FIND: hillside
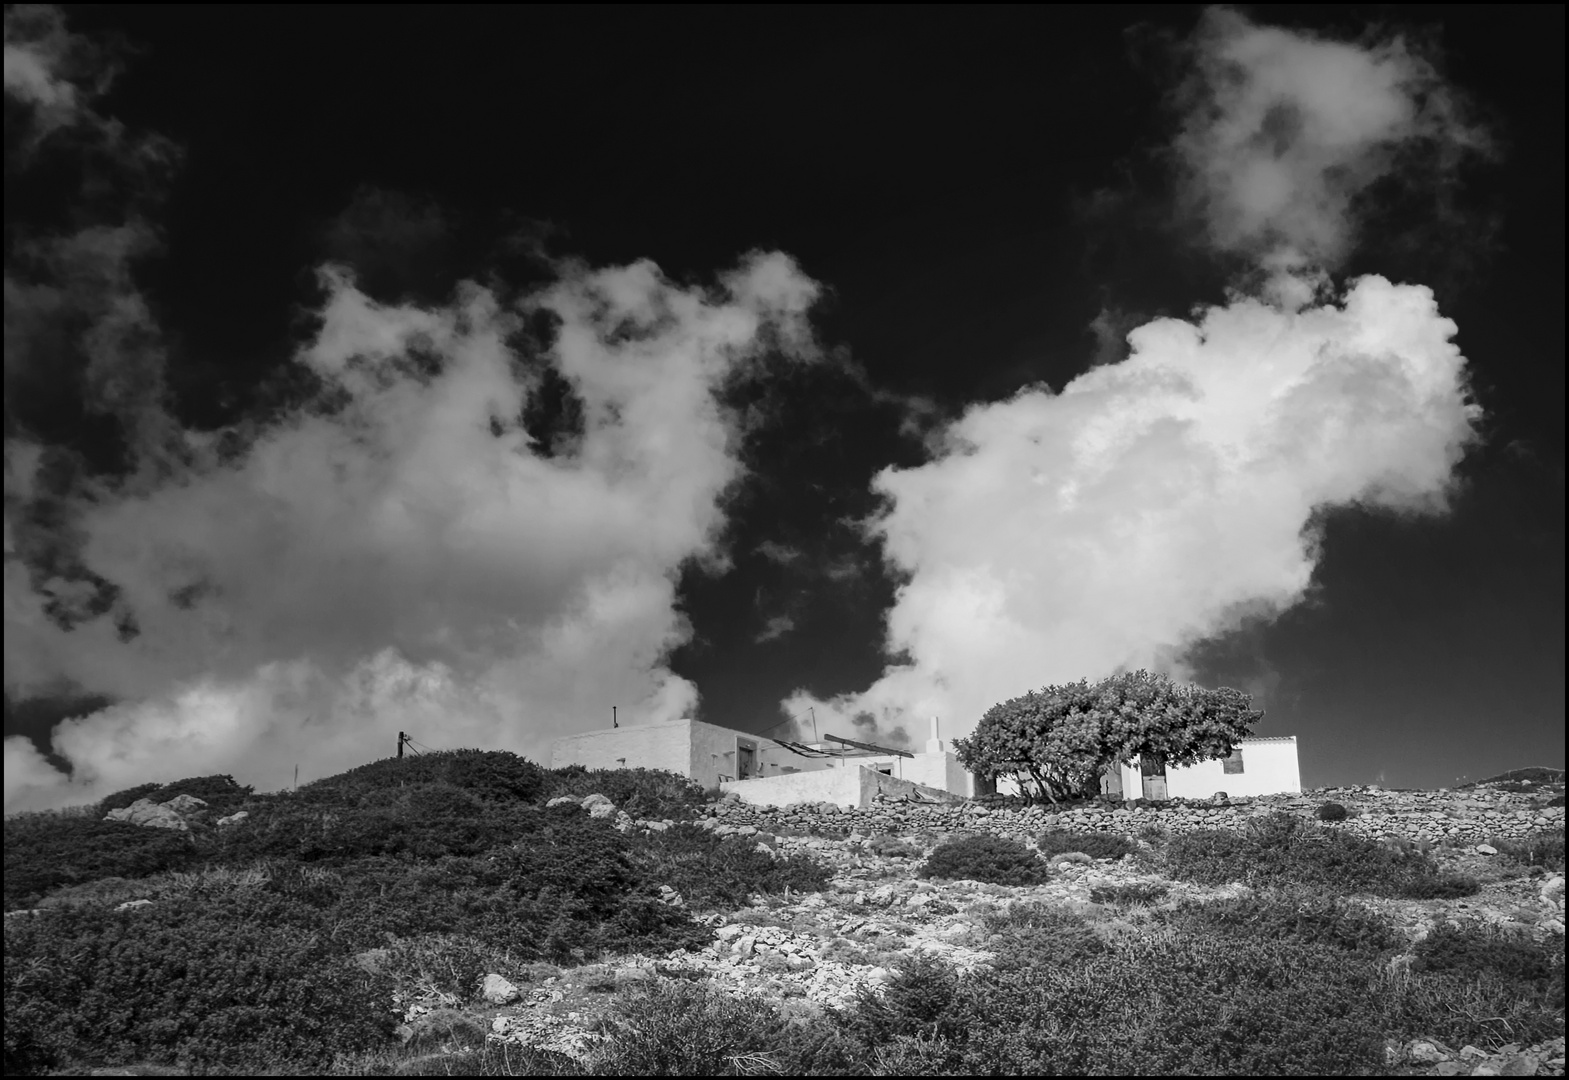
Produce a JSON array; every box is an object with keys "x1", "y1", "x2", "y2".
[{"x1": 4, "y1": 752, "x2": 1564, "y2": 1077}]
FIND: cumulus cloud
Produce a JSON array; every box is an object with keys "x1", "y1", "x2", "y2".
[
  {"x1": 1173, "y1": 6, "x2": 1490, "y2": 304},
  {"x1": 783, "y1": 8, "x2": 1486, "y2": 745},
  {"x1": 5, "y1": 249, "x2": 821, "y2": 811},
  {"x1": 3, "y1": 12, "x2": 824, "y2": 812}
]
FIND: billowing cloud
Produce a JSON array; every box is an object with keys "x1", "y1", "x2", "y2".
[
  {"x1": 3, "y1": 12, "x2": 824, "y2": 813},
  {"x1": 1173, "y1": 6, "x2": 1490, "y2": 303},
  {"x1": 783, "y1": 8, "x2": 1486, "y2": 745},
  {"x1": 5, "y1": 250, "x2": 821, "y2": 811}
]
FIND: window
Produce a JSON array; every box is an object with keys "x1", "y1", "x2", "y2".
[{"x1": 1223, "y1": 749, "x2": 1245, "y2": 775}]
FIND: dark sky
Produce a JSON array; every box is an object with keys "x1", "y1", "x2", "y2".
[{"x1": 3, "y1": 4, "x2": 1562, "y2": 804}]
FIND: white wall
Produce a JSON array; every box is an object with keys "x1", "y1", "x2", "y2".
[
  {"x1": 721, "y1": 767, "x2": 866, "y2": 808},
  {"x1": 1162, "y1": 737, "x2": 1301, "y2": 798},
  {"x1": 1001, "y1": 737, "x2": 1301, "y2": 800},
  {"x1": 905, "y1": 751, "x2": 975, "y2": 797},
  {"x1": 550, "y1": 719, "x2": 695, "y2": 777}
]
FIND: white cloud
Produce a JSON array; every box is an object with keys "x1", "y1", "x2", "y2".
[
  {"x1": 1174, "y1": 7, "x2": 1490, "y2": 301},
  {"x1": 782, "y1": 9, "x2": 1485, "y2": 747},
  {"x1": 5, "y1": 252, "x2": 821, "y2": 811}
]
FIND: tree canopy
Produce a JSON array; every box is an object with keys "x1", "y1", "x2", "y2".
[{"x1": 953, "y1": 670, "x2": 1262, "y2": 803}]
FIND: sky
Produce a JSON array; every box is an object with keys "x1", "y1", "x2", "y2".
[{"x1": 3, "y1": 4, "x2": 1562, "y2": 810}]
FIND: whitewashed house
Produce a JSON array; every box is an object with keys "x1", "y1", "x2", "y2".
[{"x1": 551, "y1": 716, "x2": 976, "y2": 807}]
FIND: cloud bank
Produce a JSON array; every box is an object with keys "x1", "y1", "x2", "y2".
[
  {"x1": 784, "y1": 8, "x2": 1487, "y2": 744},
  {"x1": 4, "y1": 10, "x2": 821, "y2": 811}
]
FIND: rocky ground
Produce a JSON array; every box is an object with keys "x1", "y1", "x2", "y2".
[{"x1": 382, "y1": 782, "x2": 1567, "y2": 1078}]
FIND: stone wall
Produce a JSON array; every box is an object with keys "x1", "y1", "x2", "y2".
[{"x1": 699, "y1": 784, "x2": 1564, "y2": 846}]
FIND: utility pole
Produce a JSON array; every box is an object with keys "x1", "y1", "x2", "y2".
[{"x1": 397, "y1": 731, "x2": 405, "y2": 759}]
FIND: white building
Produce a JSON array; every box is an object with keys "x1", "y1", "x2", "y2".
[{"x1": 550, "y1": 716, "x2": 978, "y2": 807}]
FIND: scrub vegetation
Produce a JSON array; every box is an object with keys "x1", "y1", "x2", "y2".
[{"x1": 4, "y1": 753, "x2": 1563, "y2": 1077}]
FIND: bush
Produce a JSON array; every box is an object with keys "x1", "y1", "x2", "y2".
[
  {"x1": 2, "y1": 891, "x2": 395, "y2": 1072},
  {"x1": 1164, "y1": 812, "x2": 1480, "y2": 899},
  {"x1": 543, "y1": 765, "x2": 707, "y2": 819},
  {"x1": 1490, "y1": 829, "x2": 1566, "y2": 871},
  {"x1": 844, "y1": 952, "x2": 963, "y2": 1045},
  {"x1": 4, "y1": 813, "x2": 198, "y2": 910},
  {"x1": 1316, "y1": 802, "x2": 1348, "y2": 822},
  {"x1": 980, "y1": 903, "x2": 1105, "y2": 972},
  {"x1": 295, "y1": 750, "x2": 551, "y2": 807},
  {"x1": 1163, "y1": 891, "x2": 1401, "y2": 952},
  {"x1": 1412, "y1": 923, "x2": 1562, "y2": 991},
  {"x1": 1037, "y1": 829, "x2": 1136, "y2": 861},
  {"x1": 921, "y1": 834, "x2": 1050, "y2": 886},
  {"x1": 594, "y1": 981, "x2": 793, "y2": 1075},
  {"x1": 626, "y1": 823, "x2": 831, "y2": 910},
  {"x1": 1088, "y1": 882, "x2": 1169, "y2": 906}
]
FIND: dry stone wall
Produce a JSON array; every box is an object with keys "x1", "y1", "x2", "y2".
[{"x1": 698, "y1": 784, "x2": 1564, "y2": 846}]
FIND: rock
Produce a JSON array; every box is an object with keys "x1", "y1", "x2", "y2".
[
  {"x1": 1499, "y1": 1055, "x2": 1539, "y2": 1076},
  {"x1": 481, "y1": 973, "x2": 521, "y2": 1005},
  {"x1": 715, "y1": 924, "x2": 746, "y2": 943},
  {"x1": 657, "y1": 885, "x2": 684, "y2": 907},
  {"x1": 732, "y1": 935, "x2": 757, "y2": 959},
  {"x1": 1409, "y1": 1040, "x2": 1450, "y2": 1065},
  {"x1": 104, "y1": 799, "x2": 190, "y2": 831},
  {"x1": 580, "y1": 793, "x2": 614, "y2": 812},
  {"x1": 115, "y1": 899, "x2": 154, "y2": 912},
  {"x1": 1476, "y1": 843, "x2": 1499, "y2": 856},
  {"x1": 587, "y1": 801, "x2": 618, "y2": 820},
  {"x1": 1434, "y1": 1062, "x2": 1465, "y2": 1076},
  {"x1": 546, "y1": 796, "x2": 579, "y2": 808},
  {"x1": 866, "y1": 966, "x2": 895, "y2": 985},
  {"x1": 614, "y1": 966, "x2": 653, "y2": 986},
  {"x1": 216, "y1": 811, "x2": 249, "y2": 827},
  {"x1": 161, "y1": 794, "x2": 208, "y2": 814},
  {"x1": 1210, "y1": 792, "x2": 1229, "y2": 804},
  {"x1": 1461, "y1": 1046, "x2": 1489, "y2": 1060}
]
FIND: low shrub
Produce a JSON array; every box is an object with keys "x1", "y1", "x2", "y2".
[
  {"x1": 1088, "y1": 882, "x2": 1169, "y2": 906},
  {"x1": 626, "y1": 823, "x2": 831, "y2": 910},
  {"x1": 921, "y1": 834, "x2": 1050, "y2": 886},
  {"x1": 543, "y1": 765, "x2": 707, "y2": 819},
  {"x1": 844, "y1": 952, "x2": 963, "y2": 1045},
  {"x1": 1316, "y1": 802, "x2": 1348, "y2": 822},
  {"x1": 593, "y1": 981, "x2": 794, "y2": 1076},
  {"x1": 1489, "y1": 829, "x2": 1565, "y2": 871},
  {"x1": 980, "y1": 902, "x2": 1105, "y2": 971},
  {"x1": 1164, "y1": 812, "x2": 1480, "y2": 899},
  {"x1": 1037, "y1": 829, "x2": 1136, "y2": 861},
  {"x1": 4, "y1": 813, "x2": 198, "y2": 910},
  {"x1": 1163, "y1": 891, "x2": 1401, "y2": 952},
  {"x1": 2, "y1": 891, "x2": 395, "y2": 1072},
  {"x1": 1412, "y1": 923, "x2": 1562, "y2": 990}
]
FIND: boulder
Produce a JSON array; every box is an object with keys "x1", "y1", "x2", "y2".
[
  {"x1": 580, "y1": 793, "x2": 614, "y2": 812},
  {"x1": 104, "y1": 799, "x2": 189, "y2": 831},
  {"x1": 161, "y1": 794, "x2": 209, "y2": 814},
  {"x1": 114, "y1": 899, "x2": 154, "y2": 912},
  {"x1": 216, "y1": 811, "x2": 249, "y2": 827},
  {"x1": 482, "y1": 973, "x2": 521, "y2": 1005},
  {"x1": 546, "y1": 796, "x2": 580, "y2": 809}
]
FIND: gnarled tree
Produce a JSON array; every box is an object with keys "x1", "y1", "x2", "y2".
[{"x1": 954, "y1": 670, "x2": 1262, "y2": 803}]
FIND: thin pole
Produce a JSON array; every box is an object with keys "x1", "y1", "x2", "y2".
[
  {"x1": 810, "y1": 707, "x2": 818, "y2": 743},
  {"x1": 397, "y1": 731, "x2": 404, "y2": 759},
  {"x1": 613, "y1": 706, "x2": 618, "y2": 729}
]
